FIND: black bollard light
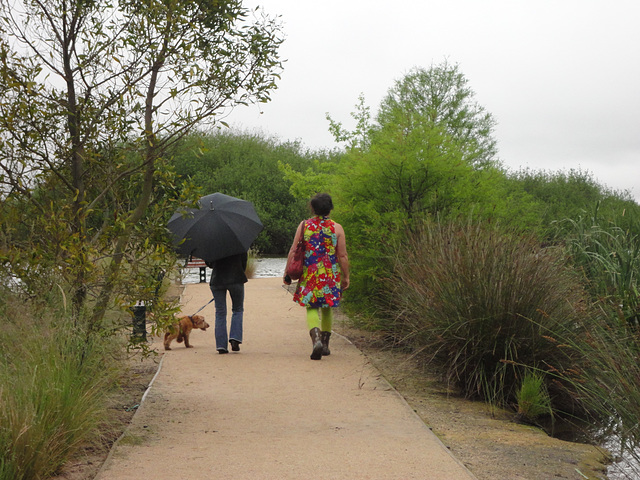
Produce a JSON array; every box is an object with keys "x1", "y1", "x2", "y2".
[{"x1": 130, "y1": 304, "x2": 147, "y2": 342}]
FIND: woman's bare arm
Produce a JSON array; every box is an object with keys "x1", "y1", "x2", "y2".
[{"x1": 335, "y1": 222, "x2": 350, "y2": 290}]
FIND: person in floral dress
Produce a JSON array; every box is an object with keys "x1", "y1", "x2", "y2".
[{"x1": 284, "y1": 193, "x2": 350, "y2": 360}]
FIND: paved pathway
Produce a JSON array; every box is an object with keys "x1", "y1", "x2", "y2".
[{"x1": 95, "y1": 278, "x2": 477, "y2": 479}]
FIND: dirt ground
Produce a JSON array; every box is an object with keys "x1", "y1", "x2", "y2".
[{"x1": 53, "y1": 279, "x2": 610, "y2": 480}]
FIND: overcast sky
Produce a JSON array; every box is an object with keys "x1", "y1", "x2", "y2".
[{"x1": 224, "y1": 1, "x2": 640, "y2": 202}]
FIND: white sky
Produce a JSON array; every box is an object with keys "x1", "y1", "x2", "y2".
[{"x1": 225, "y1": 0, "x2": 640, "y2": 202}]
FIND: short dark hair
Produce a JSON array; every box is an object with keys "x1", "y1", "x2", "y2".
[{"x1": 310, "y1": 193, "x2": 333, "y2": 216}]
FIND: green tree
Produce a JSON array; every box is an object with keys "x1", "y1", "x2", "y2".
[
  {"x1": 318, "y1": 62, "x2": 535, "y2": 313},
  {"x1": 377, "y1": 60, "x2": 498, "y2": 168},
  {"x1": 326, "y1": 93, "x2": 373, "y2": 151},
  {"x1": 0, "y1": 0, "x2": 283, "y2": 332},
  {"x1": 172, "y1": 131, "x2": 330, "y2": 253},
  {"x1": 325, "y1": 61, "x2": 503, "y2": 227}
]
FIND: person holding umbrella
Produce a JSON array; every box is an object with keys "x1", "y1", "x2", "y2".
[
  {"x1": 283, "y1": 193, "x2": 350, "y2": 360},
  {"x1": 206, "y1": 253, "x2": 247, "y2": 353},
  {"x1": 167, "y1": 192, "x2": 264, "y2": 354}
]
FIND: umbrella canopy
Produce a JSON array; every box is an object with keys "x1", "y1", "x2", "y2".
[{"x1": 167, "y1": 193, "x2": 263, "y2": 263}]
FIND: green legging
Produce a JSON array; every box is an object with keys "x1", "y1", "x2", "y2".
[{"x1": 306, "y1": 307, "x2": 333, "y2": 331}]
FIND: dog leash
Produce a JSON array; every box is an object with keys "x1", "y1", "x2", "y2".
[{"x1": 190, "y1": 298, "x2": 214, "y2": 317}]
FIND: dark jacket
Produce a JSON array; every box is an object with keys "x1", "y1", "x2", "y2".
[{"x1": 206, "y1": 253, "x2": 248, "y2": 288}]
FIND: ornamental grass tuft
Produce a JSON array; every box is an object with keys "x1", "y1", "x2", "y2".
[
  {"x1": 382, "y1": 218, "x2": 592, "y2": 411},
  {"x1": 0, "y1": 289, "x2": 119, "y2": 480}
]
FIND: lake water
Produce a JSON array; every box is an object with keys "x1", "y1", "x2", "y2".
[
  {"x1": 606, "y1": 437, "x2": 640, "y2": 479},
  {"x1": 181, "y1": 257, "x2": 287, "y2": 284}
]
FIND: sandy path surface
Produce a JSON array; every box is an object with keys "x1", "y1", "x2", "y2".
[{"x1": 95, "y1": 278, "x2": 477, "y2": 479}]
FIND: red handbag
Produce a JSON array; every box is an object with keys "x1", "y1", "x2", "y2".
[{"x1": 288, "y1": 239, "x2": 305, "y2": 280}]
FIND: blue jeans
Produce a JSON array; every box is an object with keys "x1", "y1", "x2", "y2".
[{"x1": 210, "y1": 283, "x2": 244, "y2": 351}]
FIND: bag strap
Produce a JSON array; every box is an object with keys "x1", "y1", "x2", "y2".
[{"x1": 297, "y1": 220, "x2": 305, "y2": 244}]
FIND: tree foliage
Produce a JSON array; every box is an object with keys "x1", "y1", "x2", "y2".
[
  {"x1": 509, "y1": 167, "x2": 640, "y2": 236},
  {"x1": 318, "y1": 62, "x2": 508, "y2": 310},
  {"x1": 0, "y1": 0, "x2": 284, "y2": 334},
  {"x1": 325, "y1": 61, "x2": 504, "y2": 222},
  {"x1": 172, "y1": 130, "x2": 332, "y2": 253},
  {"x1": 309, "y1": 61, "x2": 639, "y2": 317},
  {"x1": 377, "y1": 61, "x2": 498, "y2": 168}
]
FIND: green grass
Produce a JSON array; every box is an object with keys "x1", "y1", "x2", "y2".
[
  {"x1": 0, "y1": 290, "x2": 120, "y2": 480},
  {"x1": 516, "y1": 372, "x2": 552, "y2": 422},
  {"x1": 551, "y1": 213, "x2": 640, "y2": 457},
  {"x1": 552, "y1": 301, "x2": 640, "y2": 469}
]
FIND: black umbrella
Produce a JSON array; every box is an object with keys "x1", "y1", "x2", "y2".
[{"x1": 167, "y1": 193, "x2": 263, "y2": 262}]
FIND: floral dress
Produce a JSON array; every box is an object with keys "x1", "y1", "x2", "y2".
[{"x1": 293, "y1": 216, "x2": 342, "y2": 308}]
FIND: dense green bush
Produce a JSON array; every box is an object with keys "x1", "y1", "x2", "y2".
[
  {"x1": 381, "y1": 219, "x2": 592, "y2": 409},
  {"x1": 516, "y1": 372, "x2": 552, "y2": 423},
  {"x1": 172, "y1": 130, "x2": 331, "y2": 254},
  {"x1": 509, "y1": 168, "x2": 640, "y2": 238}
]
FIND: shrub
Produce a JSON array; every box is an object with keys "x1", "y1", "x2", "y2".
[{"x1": 382, "y1": 218, "x2": 592, "y2": 409}]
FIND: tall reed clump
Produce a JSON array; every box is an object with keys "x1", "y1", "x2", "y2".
[
  {"x1": 553, "y1": 213, "x2": 640, "y2": 471},
  {"x1": 0, "y1": 290, "x2": 119, "y2": 480},
  {"x1": 556, "y1": 316, "x2": 640, "y2": 476},
  {"x1": 560, "y1": 212, "x2": 640, "y2": 326},
  {"x1": 382, "y1": 218, "x2": 592, "y2": 410}
]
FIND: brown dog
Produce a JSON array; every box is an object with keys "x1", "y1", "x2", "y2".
[{"x1": 163, "y1": 314, "x2": 209, "y2": 350}]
